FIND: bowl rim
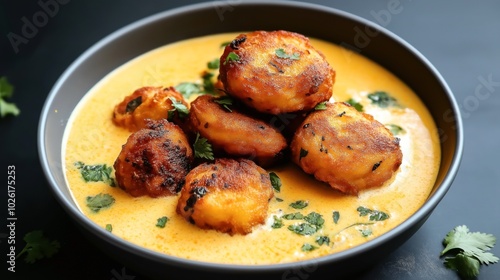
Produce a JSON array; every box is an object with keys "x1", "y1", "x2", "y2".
[{"x1": 38, "y1": 0, "x2": 464, "y2": 274}]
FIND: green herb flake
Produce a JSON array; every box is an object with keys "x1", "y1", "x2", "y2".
[
  {"x1": 290, "y1": 200, "x2": 308, "y2": 209},
  {"x1": 86, "y1": 193, "x2": 115, "y2": 213},
  {"x1": 220, "y1": 41, "x2": 231, "y2": 48},
  {"x1": 156, "y1": 216, "x2": 169, "y2": 228},
  {"x1": 105, "y1": 224, "x2": 113, "y2": 233},
  {"x1": 214, "y1": 96, "x2": 233, "y2": 112},
  {"x1": 168, "y1": 97, "x2": 189, "y2": 120},
  {"x1": 175, "y1": 82, "x2": 203, "y2": 98},
  {"x1": 304, "y1": 212, "x2": 324, "y2": 229},
  {"x1": 193, "y1": 133, "x2": 214, "y2": 160},
  {"x1": 367, "y1": 91, "x2": 400, "y2": 108},
  {"x1": 202, "y1": 72, "x2": 217, "y2": 95},
  {"x1": 74, "y1": 161, "x2": 115, "y2": 187},
  {"x1": 299, "y1": 148, "x2": 308, "y2": 161},
  {"x1": 332, "y1": 211, "x2": 340, "y2": 224},
  {"x1": 275, "y1": 197, "x2": 284, "y2": 202},
  {"x1": 271, "y1": 215, "x2": 284, "y2": 229},
  {"x1": 316, "y1": 236, "x2": 330, "y2": 246},
  {"x1": 386, "y1": 124, "x2": 405, "y2": 135},
  {"x1": 269, "y1": 172, "x2": 282, "y2": 192},
  {"x1": 16, "y1": 230, "x2": 60, "y2": 264},
  {"x1": 301, "y1": 243, "x2": 317, "y2": 252},
  {"x1": 288, "y1": 223, "x2": 318, "y2": 236},
  {"x1": 0, "y1": 76, "x2": 20, "y2": 118},
  {"x1": 224, "y1": 52, "x2": 240, "y2": 65},
  {"x1": 357, "y1": 206, "x2": 389, "y2": 221},
  {"x1": 207, "y1": 58, "x2": 220, "y2": 69},
  {"x1": 314, "y1": 102, "x2": 327, "y2": 111},
  {"x1": 346, "y1": 98, "x2": 364, "y2": 112},
  {"x1": 275, "y1": 48, "x2": 300, "y2": 60},
  {"x1": 360, "y1": 228, "x2": 373, "y2": 237},
  {"x1": 282, "y1": 212, "x2": 304, "y2": 220}
]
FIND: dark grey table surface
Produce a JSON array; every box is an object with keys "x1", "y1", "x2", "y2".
[{"x1": 1, "y1": 0, "x2": 499, "y2": 279}]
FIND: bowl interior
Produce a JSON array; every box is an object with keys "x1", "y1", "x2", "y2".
[{"x1": 38, "y1": 1, "x2": 462, "y2": 278}]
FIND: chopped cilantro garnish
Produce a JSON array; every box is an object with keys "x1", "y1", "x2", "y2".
[
  {"x1": 269, "y1": 172, "x2": 282, "y2": 192},
  {"x1": 74, "y1": 161, "x2": 115, "y2": 187},
  {"x1": 214, "y1": 96, "x2": 233, "y2": 112},
  {"x1": 386, "y1": 124, "x2": 405, "y2": 135},
  {"x1": 357, "y1": 206, "x2": 389, "y2": 221},
  {"x1": 367, "y1": 91, "x2": 400, "y2": 108},
  {"x1": 167, "y1": 97, "x2": 189, "y2": 120},
  {"x1": 332, "y1": 211, "x2": 340, "y2": 224},
  {"x1": 271, "y1": 215, "x2": 284, "y2": 229},
  {"x1": 156, "y1": 216, "x2": 169, "y2": 228},
  {"x1": 275, "y1": 48, "x2": 300, "y2": 60},
  {"x1": 288, "y1": 223, "x2": 318, "y2": 236},
  {"x1": 207, "y1": 58, "x2": 220, "y2": 69},
  {"x1": 346, "y1": 98, "x2": 364, "y2": 112},
  {"x1": 316, "y1": 236, "x2": 330, "y2": 246},
  {"x1": 86, "y1": 193, "x2": 115, "y2": 213},
  {"x1": 301, "y1": 243, "x2": 317, "y2": 252},
  {"x1": 224, "y1": 52, "x2": 240, "y2": 65},
  {"x1": 360, "y1": 228, "x2": 372, "y2": 237},
  {"x1": 304, "y1": 212, "x2": 324, "y2": 229},
  {"x1": 16, "y1": 230, "x2": 60, "y2": 264},
  {"x1": 314, "y1": 102, "x2": 327, "y2": 111},
  {"x1": 0, "y1": 77, "x2": 20, "y2": 118},
  {"x1": 290, "y1": 200, "x2": 308, "y2": 209},
  {"x1": 441, "y1": 225, "x2": 499, "y2": 279},
  {"x1": 175, "y1": 82, "x2": 203, "y2": 98},
  {"x1": 193, "y1": 133, "x2": 214, "y2": 160},
  {"x1": 105, "y1": 224, "x2": 113, "y2": 233},
  {"x1": 282, "y1": 212, "x2": 304, "y2": 220}
]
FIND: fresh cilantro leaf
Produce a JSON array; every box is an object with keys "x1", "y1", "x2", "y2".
[
  {"x1": 346, "y1": 98, "x2": 364, "y2": 112},
  {"x1": 175, "y1": 82, "x2": 203, "y2": 98},
  {"x1": 202, "y1": 72, "x2": 217, "y2": 95},
  {"x1": 271, "y1": 215, "x2": 283, "y2": 229},
  {"x1": 168, "y1": 97, "x2": 189, "y2": 119},
  {"x1": 220, "y1": 41, "x2": 231, "y2": 48},
  {"x1": 332, "y1": 211, "x2": 340, "y2": 224},
  {"x1": 105, "y1": 224, "x2": 113, "y2": 232},
  {"x1": 214, "y1": 96, "x2": 233, "y2": 112},
  {"x1": 269, "y1": 172, "x2": 282, "y2": 192},
  {"x1": 290, "y1": 200, "x2": 308, "y2": 209},
  {"x1": 316, "y1": 236, "x2": 330, "y2": 246},
  {"x1": 0, "y1": 77, "x2": 20, "y2": 117},
  {"x1": 156, "y1": 216, "x2": 169, "y2": 228},
  {"x1": 314, "y1": 102, "x2": 327, "y2": 111},
  {"x1": 193, "y1": 133, "x2": 214, "y2": 160},
  {"x1": 86, "y1": 193, "x2": 115, "y2": 213},
  {"x1": 224, "y1": 52, "x2": 240, "y2": 65},
  {"x1": 275, "y1": 48, "x2": 300, "y2": 60},
  {"x1": 444, "y1": 253, "x2": 480, "y2": 279},
  {"x1": 288, "y1": 223, "x2": 318, "y2": 236},
  {"x1": 367, "y1": 91, "x2": 400, "y2": 108},
  {"x1": 386, "y1": 124, "x2": 405, "y2": 135},
  {"x1": 360, "y1": 228, "x2": 372, "y2": 237},
  {"x1": 301, "y1": 243, "x2": 317, "y2": 252},
  {"x1": 207, "y1": 58, "x2": 220, "y2": 69},
  {"x1": 275, "y1": 197, "x2": 284, "y2": 202},
  {"x1": 357, "y1": 206, "x2": 389, "y2": 221},
  {"x1": 304, "y1": 212, "x2": 324, "y2": 229},
  {"x1": 74, "y1": 161, "x2": 115, "y2": 187},
  {"x1": 16, "y1": 230, "x2": 60, "y2": 264},
  {"x1": 282, "y1": 212, "x2": 304, "y2": 220}
]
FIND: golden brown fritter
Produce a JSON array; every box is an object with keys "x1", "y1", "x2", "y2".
[
  {"x1": 113, "y1": 119, "x2": 193, "y2": 197},
  {"x1": 112, "y1": 86, "x2": 188, "y2": 132},
  {"x1": 176, "y1": 158, "x2": 274, "y2": 235},
  {"x1": 188, "y1": 94, "x2": 288, "y2": 167},
  {"x1": 290, "y1": 102, "x2": 403, "y2": 195},
  {"x1": 219, "y1": 30, "x2": 335, "y2": 115}
]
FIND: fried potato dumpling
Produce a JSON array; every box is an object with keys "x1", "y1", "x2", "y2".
[
  {"x1": 112, "y1": 86, "x2": 188, "y2": 132},
  {"x1": 290, "y1": 102, "x2": 403, "y2": 195},
  {"x1": 176, "y1": 158, "x2": 274, "y2": 235},
  {"x1": 114, "y1": 119, "x2": 193, "y2": 197},
  {"x1": 219, "y1": 30, "x2": 335, "y2": 115},
  {"x1": 188, "y1": 94, "x2": 287, "y2": 167}
]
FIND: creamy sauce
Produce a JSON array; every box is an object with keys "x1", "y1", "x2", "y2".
[{"x1": 63, "y1": 33, "x2": 440, "y2": 264}]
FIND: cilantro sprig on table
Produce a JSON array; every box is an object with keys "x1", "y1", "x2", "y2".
[
  {"x1": 17, "y1": 231, "x2": 60, "y2": 263},
  {"x1": 0, "y1": 77, "x2": 20, "y2": 118},
  {"x1": 441, "y1": 225, "x2": 499, "y2": 279}
]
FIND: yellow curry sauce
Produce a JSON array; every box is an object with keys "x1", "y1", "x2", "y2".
[{"x1": 63, "y1": 33, "x2": 440, "y2": 264}]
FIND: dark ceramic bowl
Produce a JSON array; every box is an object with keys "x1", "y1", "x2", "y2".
[{"x1": 38, "y1": 1, "x2": 463, "y2": 279}]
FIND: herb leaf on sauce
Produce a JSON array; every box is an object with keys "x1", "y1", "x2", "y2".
[
  {"x1": 175, "y1": 82, "x2": 203, "y2": 99},
  {"x1": 386, "y1": 124, "x2": 405, "y2": 135},
  {"x1": 332, "y1": 211, "x2": 340, "y2": 224},
  {"x1": 269, "y1": 172, "x2": 282, "y2": 192},
  {"x1": 0, "y1": 76, "x2": 20, "y2": 118},
  {"x1": 275, "y1": 48, "x2": 300, "y2": 60},
  {"x1": 314, "y1": 102, "x2": 327, "y2": 111},
  {"x1": 86, "y1": 193, "x2": 115, "y2": 213},
  {"x1": 316, "y1": 236, "x2": 330, "y2": 246},
  {"x1": 193, "y1": 133, "x2": 214, "y2": 160},
  {"x1": 156, "y1": 216, "x2": 169, "y2": 228},
  {"x1": 105, "y1": 224, "x2": 113, "y2": 233},
  {"x1": 304, "y1": 212, "x2": 325, "y2": 229},
  {"x1": 207, "y1": 58, "x2": 220, "y2": 69},
  {"x1": 74, "y1": 161, "x2": 115, "y2": 187},
  {"x1": 346, "y1": 98, "x2": 364, "y2": 112},
  {"x1": 367, "y1": 91, "x2": 401, "y2": 108},
  {"x1": 301, "y1": 243, "x2": 317, "y2": 252},
  {"x1": 271, "y1": 215, "x2": 284, "y2": 229},
  {"x1": 288, "y1": 223, "x2": 318, "y2": 236},
  {"x1": 16, "y1": 230, "x2": 60, "y2": 264},
  {"x1": 360, "y1": 228, "x2": 373, "y2": 237},
  {"x1": 290, "y1": 200, "x2": 308, "y2": 209},
  {"x1": 282, "y1": 212, "x2": 304, "y2": 220},
  {"x1": 357, "y1": 206, "x2": 389, "y2": 221}
]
